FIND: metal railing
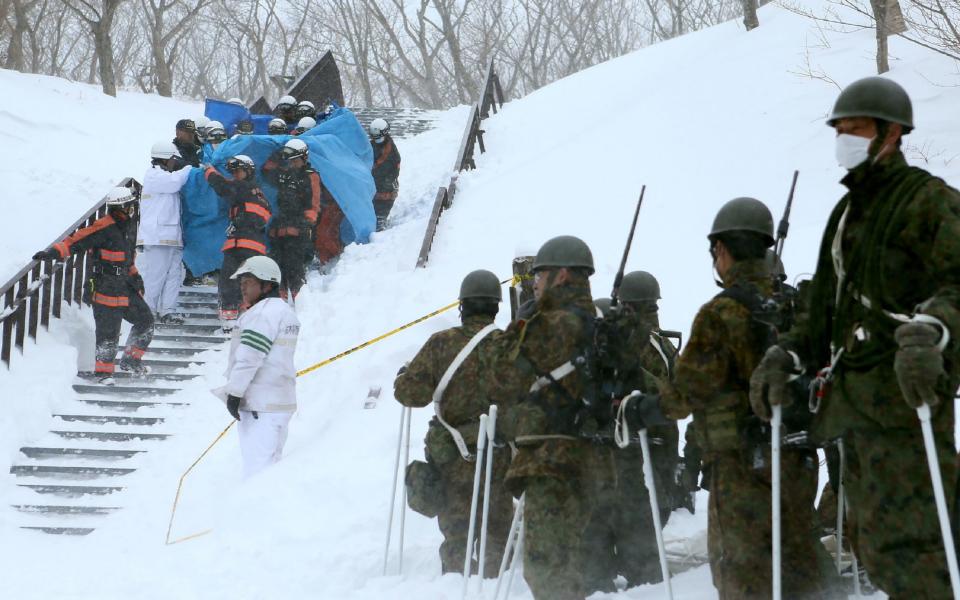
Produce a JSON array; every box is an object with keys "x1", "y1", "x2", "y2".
[
  {"x1": 416, "y1": 60, "x2": 506, "y2": 268},
  {"x1": 0, "y1": 178, "x2": 141, "y2": 368}
]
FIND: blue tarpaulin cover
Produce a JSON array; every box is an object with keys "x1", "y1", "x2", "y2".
[{"x1": 181, "y1": 107, "x2": 375, "y2": 276}]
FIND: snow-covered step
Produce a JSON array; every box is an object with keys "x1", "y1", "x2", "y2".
[
  {"x1": 72, "y1": 383, "x2": 182, "y2": 396},
  {"x1": 77, "y1": 371, "x2": 200, "y2": 383},
  {"x1": 138, "y1": 358, "x2": 206, "y2": 370},
  {"x1": 50, "y1": 430, "x2": 169, "y2": 442},
  {"x1": 152, "y1": 334, "x2": 225, "y2": 345},
  {"x1": 13, "y1": 504, "x2": 120, "y2": 516},
  {"x1": 177, "y1": 300, "x2": 218, "y2": 309},
  {"x1": 135, "y1": 346, "x2": 214, "y2": 357},
  {"x1": 18, "y1": 484, "x2": 125, "y2": 498},
  {"x1": 155, "y1": 323, "x2": 224, "y2": 335},
  {"x1": 177, "y1": 288, "x2": 218, "y2": 298},
  {"x1": 53, "y1": 414, "x2": 165, "y2": 426},
  {"x1": 76, "y1": 398, "x2": 186, "y2": 411},
  {"x1": 19, "y1": 447, "x2": 144, "y2": 460},
  {"x1": 21, "y1": 526, "x2": 95, "y2": 536},
  {"x1": 10, "y1": 465, "x2": 136, "y2": 480}
]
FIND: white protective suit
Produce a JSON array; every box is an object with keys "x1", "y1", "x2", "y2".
[
  {"x1": 136, "y1": 164, "x2": 192, "y2": 316},
  {"x1": 224, "y1": 295, "x2": 300, "y2": 477}
]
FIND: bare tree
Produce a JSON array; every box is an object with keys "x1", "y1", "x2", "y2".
[
  {"x1": 140, "y1": 0, "x2": 209, "y2": 96},
  {"x1": 63, "y1": 0, "x2": 127, "y2": 96}
]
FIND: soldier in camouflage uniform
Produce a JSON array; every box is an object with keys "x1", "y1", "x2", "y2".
[
  {"x1": 488, "y1": 236, "x2": 598, "y2": 600},
  {"x1": 644, "y1": 197, "x2": 829, "y2": 599},
  {"x1": 580, "y1": 272, "x2": 681, "y2": 592},
  {"x1": 752, "y1": 77, "x2": 960, "y2": 599},
  {"x1": 393, "y1": 270, "x2": 513, "y2": 576}
]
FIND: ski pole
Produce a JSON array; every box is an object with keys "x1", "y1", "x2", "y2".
[
  {"x1": 463, "y1": 414, "x2": 488, "y2": 598},
  {"x1": 639, "y1": 428, "x2": 674, "y2": 600},
  {"x1": 504, "y1": 514, "x2": 525, "y2": 599},
  {"x1": 771, "y1": 405, "x2": 782, "y2": 600},
  {"x1": 398, "y1": 405, "x2": 412, "y2": 574},
  {"x1": 494, "y1": 494, "x2": 525, "y2": 600},
  {"x1": 917, "y1": 403, "x2": 960, "y2": 598},
  {"x1": 477, "y1": 405, "x2": 498, "y2": 592},
  {"x1": 836, "y1": 439, "x2": 846, "y2": 576},
  {"x1": 383, "y1": 406, "x2": 409, "y2": 576}
]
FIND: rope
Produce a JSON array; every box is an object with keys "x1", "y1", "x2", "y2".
[
  {"x1": 165, "y1": 276, "x2": 519, "y2": 545},
  {"x1": 165, "y1": 420, "x2": 237, "y2": 545}
]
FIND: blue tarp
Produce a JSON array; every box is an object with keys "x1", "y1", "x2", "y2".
[{"x1": 181, "y1": 107, "x2": 376, "y2": 276}]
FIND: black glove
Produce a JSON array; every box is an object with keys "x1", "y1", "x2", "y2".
[
  {"x1": 130, "y1": 273, "x2": 145, "y2": 297},
  {"x1": 33, "y1": 248, "x2": 60, "y2": 261},
  {"x1": 623, "y1": 392, "x2": 670, "y2": 430},
  {"x1": 169, "y1": 156, "x2": 188, "y2": 171},
  {"x1": 227, "y1": 395, "x2": 242, "y2": 420}
]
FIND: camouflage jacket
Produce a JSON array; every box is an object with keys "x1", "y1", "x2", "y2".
[
  {"x1": 393, "y1": 315, "x2": 502, "y2": 429},
  {"x1": 781, "y1": 151, "x2": 960, "y2": 435},
  {"x1": 489, "y1": 283, "x2": 596, "y2": 485},
  {"x1": 661, "y1": 259, "x2": 772, "y2": 456}
]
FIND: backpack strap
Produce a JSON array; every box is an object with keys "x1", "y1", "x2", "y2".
[{"x1": 432, "y1": 323, "x2": 499, "y2": 460}]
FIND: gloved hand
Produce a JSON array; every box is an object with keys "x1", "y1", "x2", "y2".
[
  {"x1": 227, "y1": 395, "x2": 242, "y2": 420},
  {"x1": 33, "y1": 248, "x2": 60, "y2": 262},
  {"x1": 749, "y1": 346, "x2": 795, "y2": 421},
  {"x1": 396, "y1": 361, "x2": 410, "y2": 377},
  {"x1": 130, "y1": 274, "x2": 145, "y2": 297},
  {"x1": 895, "y1": 321, "x2": 945, "y2": 408},
  {"x1": 623, "y1": 392, "x2": 670, "y2": 430}
]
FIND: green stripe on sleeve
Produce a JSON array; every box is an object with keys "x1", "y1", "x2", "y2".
[{"x1": 241, "y1": 338, "x2": 271, "y2": 354}]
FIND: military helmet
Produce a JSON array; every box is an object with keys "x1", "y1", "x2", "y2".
[
  {"x1": 620, "y1": 271, "x2": 661, "y2": 302},
  {"x1": 709, "y1": 197, "x2": 775, "y2": 247},
  {"x1": 532, "y1": 235, "x2": 595, "y2": 274},
  {"x1": 459, "y1": 269, "x2": 502, "y2": 301},
  {"x1": 827, "y1": 76, "x2": 913, "y2": 133},
  {"x1": 593, "y1": 297, "x2": 612, "y2": 317}
]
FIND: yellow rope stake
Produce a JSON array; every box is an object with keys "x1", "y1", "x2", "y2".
[
  {"x1": 165, "y1": 420, "x2": 236, "y2": 545},
  {"x1": 165, "y1": 277, "x2": 515, "y2": 545}
]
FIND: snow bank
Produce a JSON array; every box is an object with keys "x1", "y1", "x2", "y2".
[
  {"x1": 3, "y1": 0, "x2": 960, "y2": 598},
  {"x1": 0, "y1": 72, "x2": 201, "y2": 284}
]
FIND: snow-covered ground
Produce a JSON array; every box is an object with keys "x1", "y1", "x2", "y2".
[{"x1": 2, "y1": 0, "x2": 960, "y2": 598}]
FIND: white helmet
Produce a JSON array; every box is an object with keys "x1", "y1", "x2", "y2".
[
  {"x1": 276, "y1": 95, "x2": 297, "y2": 109},
  {"x1": 207, "y1": 120, "x2": 226, "y2": 141},
  {"x1": 195, "y1": 115, "x2": 210, "y2": 129},
  {"x1": 105, "y1": 186, "x2": 136, "y2": 206},
  {"x1": 282, "y1": 138, "x2": 309, "y2": 161},
  {"x1": 151, "y1": 140, "x2": 181, "y2": 160},
  {"x1": 268, "y1": 118, "x2": 288, "y2": 134},
  {"x1": 296, "y1": 116, "x2": 316, "y2": 131},
  {"x1": 231, "y1": 255, "x2": 281, "y2": 284},
  {"x1": 369, "y1": 118, "x2": 389, "y2": 137},
  {"x1": 226, "y1": 154, "x2": 255, "y2": 173},
  {"x1": 227, "y1": 97, "x2": 244, "y2": 106}
]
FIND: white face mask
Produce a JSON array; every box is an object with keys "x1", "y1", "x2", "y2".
[{"x1": 835, "y1": 133, "x2": 873, "y2": 170}]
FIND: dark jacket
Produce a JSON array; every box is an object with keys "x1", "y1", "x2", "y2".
[
  {"x1": 371, "y1": 135, "x2": 401, "y2": 195},
  {"x1": 173, "y1": 138, "x2": 201, "y2": 167},
  {"x1": 204, "y1": 167, "x2": 271, "y2": 255},
  {"x1": 53, "y1": 210, "x2": 142, "y2": 307},
  {"x1": 261, "y1": 155, "x2": 322, "y2": 238}
]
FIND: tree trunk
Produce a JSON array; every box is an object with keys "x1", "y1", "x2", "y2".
[
  {"x1": 92, "y1": 20, "x2": 118, "y2": 96},
  {"x1": 152, "y1": 30, "x2": 173, "y2": 97},
  {"x1": 4, "y1": 0, "x2": 30, "y2": 71},
  {"x1": 742, "y1": 0, "x2": 759, "y2": 30},
  {"x1": 871, "y1": 0, "x2": 890, "y2": 73}
]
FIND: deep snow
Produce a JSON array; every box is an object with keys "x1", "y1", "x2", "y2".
[{"x1": 2, "y1": 0, "x2": 960, "y2": 598}]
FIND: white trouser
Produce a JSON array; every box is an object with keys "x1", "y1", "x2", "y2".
[
  {"x1": 237, "y1": 410, "x2": 292, "y2": 478},
  {"x1": 136, "y1": 245, "x2": 184, "y2": 316}
]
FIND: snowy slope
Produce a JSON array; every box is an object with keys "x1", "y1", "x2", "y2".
[
  {"x1": 3, "y1": 0, "x2": 960, "y2": 598},
  {"x1": 0, "y1": 71, "x2": 201, "y2": 284}
]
